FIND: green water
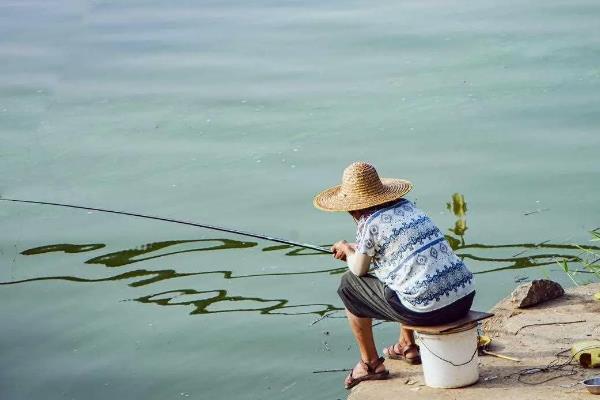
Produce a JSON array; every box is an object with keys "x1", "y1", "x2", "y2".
[{"x1": 1, "y1": 1, "x2": 599, "y2": 399}]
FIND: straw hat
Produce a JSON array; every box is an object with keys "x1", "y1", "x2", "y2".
[{"x1": 313, "y1": 162, "x2": 413, "y2": 212}]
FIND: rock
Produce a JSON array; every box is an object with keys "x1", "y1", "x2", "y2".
[{"x1": 510, "y1": 279, "x2": 564, "y2": 308}]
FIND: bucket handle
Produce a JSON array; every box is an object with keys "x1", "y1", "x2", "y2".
[{"x1": 418, "y1": 338, "x2": 478, "y2": 367}]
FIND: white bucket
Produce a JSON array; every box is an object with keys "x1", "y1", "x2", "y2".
[{"x1": 416, "y1": 323, "x2": 479, "y2": 388}]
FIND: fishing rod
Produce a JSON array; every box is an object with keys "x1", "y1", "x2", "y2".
[{"x1": 0, "y1": 197, "x2": 332, "y2": 254}]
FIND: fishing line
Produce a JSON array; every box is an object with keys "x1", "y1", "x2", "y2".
[{"x1": 0, "y1": 197, "x2": 332, "y2": 254}]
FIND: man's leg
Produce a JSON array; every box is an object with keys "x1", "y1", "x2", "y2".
[
  {"x1": 396, "y1": 327, "x2": 419, "y2": 358},
  {"x1": 400, "y1": 327, "x2": 416, "y2": 346},
  {"x1": 346, "y1": 308, "x2": 379, "y2": 363},
  {"x1": 345, "y1": 308, "x2": 386, "y2": 380}
]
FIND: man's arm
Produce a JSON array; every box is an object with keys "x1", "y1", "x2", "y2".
[
  {"x1": 331, "y1": 241, "x2": 372, "y2": 276},
  {"x1": 346, "y1": 249, "x2": 371, "y2": 276}
]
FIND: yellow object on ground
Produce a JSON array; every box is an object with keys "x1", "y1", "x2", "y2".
[
  {"x1": 572, "y1": 341, "x2": 600, "y2": 368},
  {"x1": 478, "y1": 335, "x2": 521, "y2": 362}
]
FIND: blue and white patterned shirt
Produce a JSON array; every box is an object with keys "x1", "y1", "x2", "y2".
[{"x1": 356, "y1": 199, "x2": 474, "y2": 312}]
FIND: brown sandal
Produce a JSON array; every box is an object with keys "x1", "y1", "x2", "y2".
[
  {"x1": 383, "y1": 343, "x2": 421, "y2": 365},
  {"x1": 344, "y1": 357, "x2": 389, "y2": 390}
]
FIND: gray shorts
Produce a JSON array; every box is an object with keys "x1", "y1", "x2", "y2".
[{"x1": 337, "y1": 271, "x2": 475, "y2": 326}]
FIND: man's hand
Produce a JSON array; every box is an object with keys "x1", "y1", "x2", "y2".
[
  {"x1": 332, "y1": 241, "x2": 370, "y2": 275},
  {"x1": 331, "y1": 240, "x2": 353, "y2": 261}
]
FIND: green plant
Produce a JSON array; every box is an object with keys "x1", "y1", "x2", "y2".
[{"x1": 558, "y1": 229, "x2": 600, "y2": 288}]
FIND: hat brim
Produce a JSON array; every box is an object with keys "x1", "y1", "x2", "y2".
[{"x1": 313, "y1": 178, "x2": 413, "y2": 212}]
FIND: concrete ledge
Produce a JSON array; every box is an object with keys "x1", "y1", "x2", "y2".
[{"x1": 349, "y1": 283, "x2": 600, "y2": 400}]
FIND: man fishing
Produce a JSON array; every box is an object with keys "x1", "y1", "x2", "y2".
[
  {"x1": 313, "y1": 162, "x2": 475, "y2": 389},
  {"x1": 2, "y1": 162, "x2": 475, "y2": 390}
]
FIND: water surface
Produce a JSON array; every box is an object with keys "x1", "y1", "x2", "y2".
[{"x1": 1, "y1": 1, "x2": 599, "y2": 399}]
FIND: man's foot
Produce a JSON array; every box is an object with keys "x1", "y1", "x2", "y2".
[
  {"x1": 344, "y1": 357, "x2": 389, "y2": 389},
  {"x1": 383, "y1": 341, "x2": 421, "y2": 365}
]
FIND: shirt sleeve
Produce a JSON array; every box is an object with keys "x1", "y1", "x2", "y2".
[
  {"x1": 356, "y1": 220, "x2": 378, "y2": 257},
  {"x1": 346, "y1": 251, "x2": 372, "y2": 276}
]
